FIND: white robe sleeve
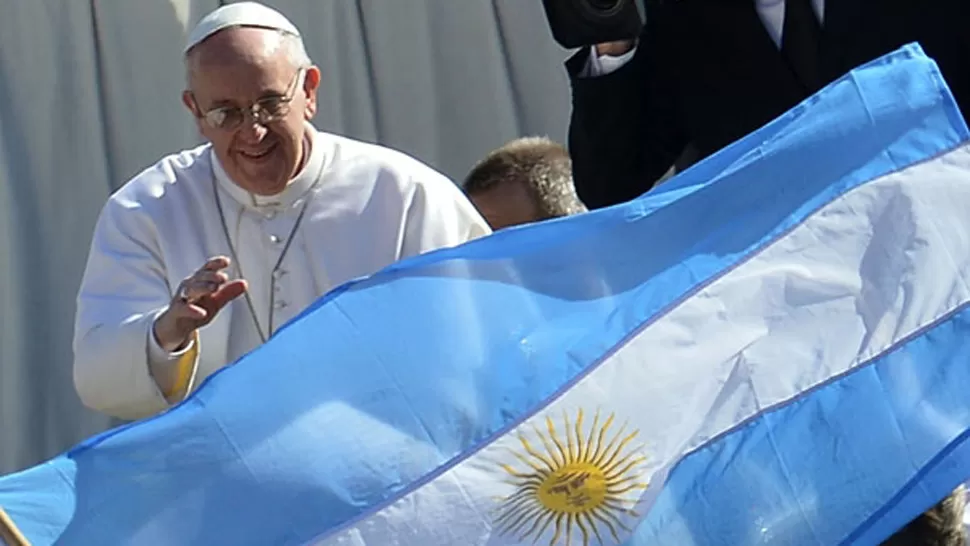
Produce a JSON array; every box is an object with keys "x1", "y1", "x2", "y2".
[
  {"x1": 400, "y1": 173, "x2": 491, "y2": 258},
  {"x1": 72, "y1": 196, "x2": 199, "y2": 421}
]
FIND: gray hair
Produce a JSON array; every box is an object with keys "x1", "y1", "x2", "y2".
[
  {"x1": 276, "y1": 30, "x2": 311, "y2": 68},
  {"x1": 462, "y1": 136, "x2": 587, "y2": 220},
  {"x1": 184, "y1": 28, "x2": 311, "y2": 87}
]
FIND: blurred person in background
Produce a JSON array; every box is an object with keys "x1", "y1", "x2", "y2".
[
  {"x1": 463, "y1": 136, "x2": 586, "y2": 230},
  {"x1": 566, "y1": 0, "x2": 970, "y2": 209},
  {"x1": 72, "y1": 2, "x2": 489, "y2": 421}
]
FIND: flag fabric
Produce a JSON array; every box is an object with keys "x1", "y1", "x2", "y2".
[{"x1": 3, "y1": 43, "x2": 970, "y2": 546}]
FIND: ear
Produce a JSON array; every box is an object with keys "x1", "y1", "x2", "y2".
[
  {"x1": 302, "y1": 66, "x2": 321, "y2": 120},
  {"x1": 181, "y1": 90, "x2": 198, "y2": 116},
  {"x1": 182, "y1": 90, "x2": 207, "y2": 134}
]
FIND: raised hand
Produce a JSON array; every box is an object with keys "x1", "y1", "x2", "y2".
[{"x1": 153, "y1": 256, "x2": 247, "y2": 352}]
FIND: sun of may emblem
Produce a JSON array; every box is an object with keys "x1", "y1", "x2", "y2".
[{"x1": 493, "y1": 409, "x2": 649, "y2": 546}]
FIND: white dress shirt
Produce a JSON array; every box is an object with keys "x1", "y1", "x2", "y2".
[
  {"x1": 73, "y1": 123, "x2": 491, "y2": 420},
  {"x1": 584, "y1": 0, "x2": 826, "y2": 77}
]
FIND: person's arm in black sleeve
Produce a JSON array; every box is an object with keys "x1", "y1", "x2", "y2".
[{"x1": 566, "y1": 13, "x2": 688, "y2": 209}]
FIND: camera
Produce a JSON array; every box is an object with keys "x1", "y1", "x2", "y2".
[{"x1": 541, "y1": 0, "x2": 645, "y2": 49}]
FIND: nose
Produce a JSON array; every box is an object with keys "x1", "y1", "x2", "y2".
[{"x1": 237, "y1": 119, "x2": 269, "y2": 144}]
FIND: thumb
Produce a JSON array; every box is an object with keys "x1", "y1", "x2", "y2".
[{"x1": 210, "y1": 279, "x2": 248, "y2": 310}]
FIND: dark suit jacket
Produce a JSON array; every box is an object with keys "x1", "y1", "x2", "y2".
[{"x1": 567, "y1": 0, "x2": 970, "y2": 209}]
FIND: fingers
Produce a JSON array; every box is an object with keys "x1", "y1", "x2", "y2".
[
  {"x1": 156, "y1": 257, "x2": 241, "y2": 351},
  {"x1": 176, "y1": 257, "x2": 233, "y2": 304},
  {"x1": 201, "y1": 256, "x2": 231, "y2": 272},
  {"x1": 172, "y1": 258, "x2": 247, "y2": 319},
  {"x1": 177, "y1": 279, "x2": 246, "y2": 327},
  {"x1": 210, "y1": 279, "x2": 248, "y2": 309},
  {"x1": 179, "y1": 271, "x2": 230, "y2": 302}
]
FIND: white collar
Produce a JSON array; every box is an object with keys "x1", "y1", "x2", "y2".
[{"x1": 211, "y1": 122, "x2": 327, "y2": 211}]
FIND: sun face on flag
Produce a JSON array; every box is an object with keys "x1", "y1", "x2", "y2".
[{"x1": 493, "y1": 409, "x2": 649, "y2": 545}]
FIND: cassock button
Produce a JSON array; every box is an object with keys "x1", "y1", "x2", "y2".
[
  {"x1": 269, "y1": 234, "x2": 281, "y2": 244},
  {"x1": 273, "y1": 269, "x2": 287, "y2": 280},
  {"x1": 274, "y1": 300, "x2": 288, "y2": 310}
]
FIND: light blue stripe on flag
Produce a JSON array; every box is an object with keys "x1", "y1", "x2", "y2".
[{"x1": 2, "y1": 42, "x2": 970, "y2": 546}]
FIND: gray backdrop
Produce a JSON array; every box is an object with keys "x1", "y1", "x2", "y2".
[{"x1": 0, "y1": 0, "x2": 573, "y2": 474}]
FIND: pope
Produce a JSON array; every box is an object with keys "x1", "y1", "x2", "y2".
[{"x1": 71, "y1": 2, "x2": 490, "y2": 421}]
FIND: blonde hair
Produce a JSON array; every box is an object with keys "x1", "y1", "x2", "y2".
[{"x1": 463, "y1": 136, "x2": 586, "y2": 219}]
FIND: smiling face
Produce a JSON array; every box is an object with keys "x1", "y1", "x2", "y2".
[{"x1": 182, "y1": 27, "x2": 321, "y2": 196}]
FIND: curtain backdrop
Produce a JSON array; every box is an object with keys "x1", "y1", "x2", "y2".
[{"x1": 0, "y1": 0, "x2": 573, "y2": 474}]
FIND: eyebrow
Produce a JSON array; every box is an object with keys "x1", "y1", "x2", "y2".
[
  {"x1": 205, "y1": 99, "x2": 236, "y2": 109},
  {"x1": 197, "y1": 69, "x2": 301, "y2": 110},
  {"x1": 204, "y1": 89, "x2": 287, "y2": 110}
]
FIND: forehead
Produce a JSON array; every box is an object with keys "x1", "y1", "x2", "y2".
[
  {"x1": 188, "y1": 27, "x2": 293, "y2": 99},
  {"x1": 468, "y1": 181, "x2": 542, "y2": 231}
]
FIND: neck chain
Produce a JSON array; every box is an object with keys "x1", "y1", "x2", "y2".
[{"x1": 210, "y1": 144, "x2": 322, "y2": 343}]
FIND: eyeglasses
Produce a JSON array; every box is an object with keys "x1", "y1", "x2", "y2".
[{"x1": 196, "y1": 68, "x2": 306, "y2": 131}]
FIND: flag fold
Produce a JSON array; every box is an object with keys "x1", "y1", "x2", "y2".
[{"x1": 2, "y1": 43, "x2": 970, "y2": 546}]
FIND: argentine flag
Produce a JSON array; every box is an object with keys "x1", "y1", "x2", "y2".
[{"x1": 3, "y1": 43, "x2": 970, "y2": 545}]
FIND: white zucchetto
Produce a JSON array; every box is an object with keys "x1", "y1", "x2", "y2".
[{"x1": 184, "y1": 2, "x2": 301, "y2": 54}]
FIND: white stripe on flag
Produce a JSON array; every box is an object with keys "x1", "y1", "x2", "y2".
[{"x1": 309, "y1": 143, "x2": 970, "y2": 545}]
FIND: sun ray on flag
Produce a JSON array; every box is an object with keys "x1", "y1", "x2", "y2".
[{"x1": 493, "y1": 409, "x2": 649, "y2": 545}]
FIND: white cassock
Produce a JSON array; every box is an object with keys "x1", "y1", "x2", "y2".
[{"x1": 73, "y1": 122, "x2": 491, "y2": 420}]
